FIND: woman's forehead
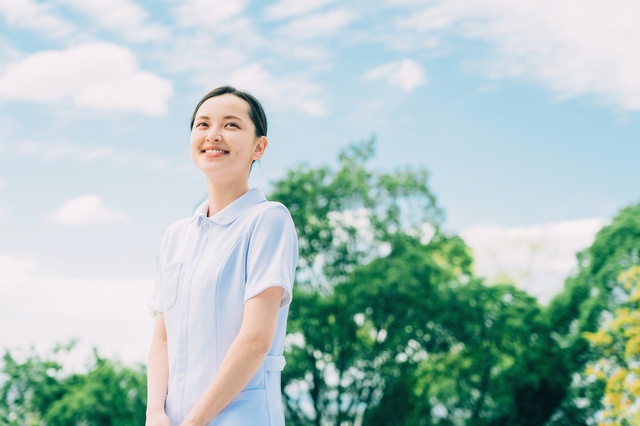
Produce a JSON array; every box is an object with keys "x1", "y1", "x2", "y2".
[{"x1": 197, "y1": 94, "x2": 250, "y2": 119}]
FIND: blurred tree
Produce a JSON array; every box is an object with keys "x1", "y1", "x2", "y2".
[
  {"x1": 269, "y1": 137, "x2": 443, "y2": 291},
  {"x1": 546, "y1": 204, "x2": 640, "y2": 424},
  {"x1": 362, "y1": 246, "x2": 565, "y2": 426},
  {"x1": 0, "y1": 341, "x2": 146, "y2": 426},
  {"x1": 580, "y1": 266, "x2": 640, "y2": 425},
  {"x1": 273, "y1": 138, "x2": 566, "y2": 425},
  {"x1": 270, "y1": 138, "x2": 444, "y2": 424}
]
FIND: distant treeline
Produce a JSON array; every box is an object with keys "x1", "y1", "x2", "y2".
[{"x1": 2, "y1": 139, "x2": 639, "y2": 425}]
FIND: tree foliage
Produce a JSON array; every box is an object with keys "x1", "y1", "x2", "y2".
[
  {"x1": 546, "y1": 204, "x2": 640, "y2": 425},
  {"x1": 581, "y1": 266, "x2": 640, "y2": 425},
  {"x1": 0, "y1": 341, "x2": 146, "y2": 426},
  {"x1": 272, "y1": 139, "x2": 570, "y2": 425}
]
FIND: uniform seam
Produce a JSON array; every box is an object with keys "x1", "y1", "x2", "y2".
[
  {"x1": 264, "y1": 366, "x2": 271, "y2": 422},
  {"x1": 181, "y1": 232, "x2": 207, "y2": 418},
  {"x1": 215, "y1": 235, "x2": 246, "y2": 370}
]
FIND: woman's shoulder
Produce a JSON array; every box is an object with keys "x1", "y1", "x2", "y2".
[
  {"x1": 242, "y1": 200, "x2": 297, "y2": 239},
  {"x1": 251, "y1": 199, "x2": 295, "y2": 223},
  {"x1": 158, "y1": 216, "x2": 193, "y2": 245}
]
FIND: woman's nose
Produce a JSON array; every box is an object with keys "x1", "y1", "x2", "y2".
[{"x1": 206, "y1": 128, "x2": 221, "y2": 142}]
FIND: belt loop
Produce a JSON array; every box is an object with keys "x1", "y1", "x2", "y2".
[{"x1": 264, "y1": 355, "x2": 286, "y2": 371}]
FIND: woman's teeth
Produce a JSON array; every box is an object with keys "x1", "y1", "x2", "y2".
[{"x1": 204, "y1": 149, "x2": 228, "y2": 153}]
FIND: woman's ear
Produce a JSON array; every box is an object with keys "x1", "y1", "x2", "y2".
[{"x1": 252, "y1": 136, "x2": 267, "y2": 161}]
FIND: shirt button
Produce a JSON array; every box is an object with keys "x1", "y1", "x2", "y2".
[{"x1": 202, "y1": 221, "x2": 212, "y2": 230}]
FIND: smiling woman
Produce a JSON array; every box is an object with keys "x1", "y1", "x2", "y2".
[
  {"x1": 189, "y1": 88, "x2": 267, "y2": 189},
  {"x1": 145, "y1": 86, "x2": 298, "y2": 426}
]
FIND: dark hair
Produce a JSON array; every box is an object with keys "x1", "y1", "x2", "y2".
[{"x1": 190, "y1": 86, "x2": 267, "y2": 137}]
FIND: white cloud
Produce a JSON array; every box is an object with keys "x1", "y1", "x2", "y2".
[
  {"x1": 460, "y1": 217, "x2": 610, "y2": 303},
  {"x1": 228, "y1": 62, "x2": 328, "y2": 116},
  {"x1": 277, "y1": 9, "x2": 356, "y2": 39},
  {"x1": 5, "y1": 140, "x2": 115, "y2": 163},
  {"x1": 46, "y1": 195, "x2": 130, "y2": 226},
  {"x1": 396, "y1": 0, "x2": 640, "y2": 110},
  {"x1": 364, "y1": 59, "x2": 427, "y2": 92},
  {"x1": 264, "y1": 0, "x2": 337, "y2": 20},
  {"x1": 0, "y1": 252, "x2": 155, "y2": 366},
  {"x1": 1, "y1": 140, "x2": 192, "y2": 175},
  {"x1": 0, "y1": 177, "x2": 6, "y2": 219},
  {"x1": 172, "y1": 0, "x2": 247, "y2": 27},
  {"x1": 55, "y1": 0, "x2": 168, "y2": 42},
  {"x1": 0, "y1": 0, "x2": 74, "y2": 38},
  {"x1": 0, "y1": 42, "x2": 174, "y2": 115}
]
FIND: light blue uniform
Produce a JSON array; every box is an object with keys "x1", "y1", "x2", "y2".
[{"x1": 148, "y1": 187, "x2": 298, "y2": 426}]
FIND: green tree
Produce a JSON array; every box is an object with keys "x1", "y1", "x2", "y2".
[
  {"x1": 359, "y1": 238, "x2": 565, "y2": 426},
  {"x1": 274, "y1": 138, "x2": 567, "y2": 425},
  {"x1": 579, "y1": 266, "x2": 640, "y2": 425},
  {"x1": 546, "y1": 203, "x2": 640, "y2": 425},
  {"x1": 270, "y1": 138, "x2": 444, "y2": 424},
  {"x1": 0, "y1": 341, "x2": 147, "y2": 426},
  {"x1": 270, "y1": 137, "x2": 442, "y2": 291}
]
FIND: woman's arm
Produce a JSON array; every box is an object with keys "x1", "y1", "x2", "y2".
[
  {"x1": 181, "y1": 286, "x2": 284, "y2": 426},
  {"x1": 146, "y1": 313, "x2": 171, "y2": 426}
]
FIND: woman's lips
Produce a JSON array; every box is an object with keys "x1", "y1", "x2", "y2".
[{"x1": 202, "y1": 150, "x2": 228, "y2": 158}]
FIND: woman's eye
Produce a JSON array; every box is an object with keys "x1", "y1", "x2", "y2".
[
  {"x1": 226, "y1": 123, "x2": 239, "y2": 128},
  {"x1": 197, "y1": 122, "x2": 207, "y2": 128}
]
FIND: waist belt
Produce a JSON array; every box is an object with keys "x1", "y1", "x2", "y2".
[{"x1": 264, "y1": 355, "x2": 286, "y2": 371}]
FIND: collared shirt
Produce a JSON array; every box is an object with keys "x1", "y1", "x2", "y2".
[{"x1": 148, "y1": 187, "x2": 298, "y2": 426}]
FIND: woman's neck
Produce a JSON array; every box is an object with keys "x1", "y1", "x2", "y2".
[{"x1": 205, "y1": 179, "x2": 250, "y2": 217}]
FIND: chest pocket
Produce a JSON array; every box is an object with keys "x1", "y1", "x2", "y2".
[{"x1": 161, "y1": 261, "x2": 183, "y2": 311}]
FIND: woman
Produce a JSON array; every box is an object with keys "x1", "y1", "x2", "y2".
[{"x1": 145, "y1": 86, "x2": 298, "y2": 426}]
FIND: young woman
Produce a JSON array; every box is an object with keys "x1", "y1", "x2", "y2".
[{"x1": 145, "y1": 86, "x2": 298, "y2": 426}]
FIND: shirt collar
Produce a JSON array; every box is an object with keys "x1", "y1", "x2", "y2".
[{"x1": 190, "y1": 187, "x2": 266, "y2": 225}]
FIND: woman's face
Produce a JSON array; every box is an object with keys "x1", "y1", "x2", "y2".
[{"x1": 190, "y1": 93, "x2": 266, "y2": 182}]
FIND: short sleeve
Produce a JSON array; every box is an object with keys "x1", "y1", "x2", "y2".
[
  {"x1": 244, "y1": 204, "x2": 298, "y2": 309},
  {"x1": 148, "y1": 272, "x2": 164, "y2": 312}
]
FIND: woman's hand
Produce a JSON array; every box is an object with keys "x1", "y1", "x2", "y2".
[
  {"x1": 147, "y1": 313, "x2": 170, "y2": 425},
  {"x1": 146, "y1": 410, "x2": 171, "y2": 426}
]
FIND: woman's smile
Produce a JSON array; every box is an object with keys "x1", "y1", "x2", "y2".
[{"x1": 201, "y1": 146, "x2": 230, "y2": 158}]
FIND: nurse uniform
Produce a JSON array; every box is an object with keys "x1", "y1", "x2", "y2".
[{"x1": 148, "y1": 187, "x2": 298, "y2": 426}]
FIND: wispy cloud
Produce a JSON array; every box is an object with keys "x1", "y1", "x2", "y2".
[
  {"x1": 0, "y1": 0, "x2": 74, "y2": 38},
  {"x1": 0, "y1": 177, "x2": 7, "y2": 219},
  {"x1": 0, "y1": 140, "x2": 191, "y2": 175},
  {"x1": 0, "y1": 42, "x2": 174, "y2": 115},
  {"x1": 394, "y1": 0, "x2": 640, "y2": 110},
  {"x1": 460, "y1": 217, "x2": 610, "y2": 303},
  {"x1": 264, "y1": 0, "x2": 338, "y2": 20},
  {"x1": 171, "y1": 0, "x2": 247, "y2": 27},
  {"x1": 277, "y1": 9, "x2": 357, "y2": 40},
  {"x1": 364, "y1": 59, "x2": 427, "y2": 92},
  {"x1": 0, "y1": 252, "x2": 155, "y2": 365},
  {"x1": 55, "y1": 0, "x2": 168, "y2": 42},
  {"x1": 228, "y1": 63, "x2": 328, "y2": 116},
  {"x1": 45, "y1": 195, "x2": 130, "y2": 226}
]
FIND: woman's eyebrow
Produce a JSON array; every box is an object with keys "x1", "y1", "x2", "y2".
[{"x1": 224, "y1": 115, "x2": 244, "y2": 122}]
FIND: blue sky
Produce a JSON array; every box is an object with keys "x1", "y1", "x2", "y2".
[{"x1": 1, "y1": 0, "x2": 639, "y2": 364}]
